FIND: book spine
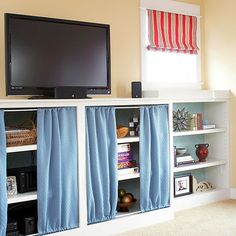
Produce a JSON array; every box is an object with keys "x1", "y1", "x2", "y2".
[
  {"x1": 118, "y1": 160, "x2": 136, "y2": 169},
  {"x1": 117, "y1": 143, "x2": 130, "y2": 153},
  {"x1": 190, "y1": 114, "x2": 197, "y2": 131},
  {"x1": 197, "y1": 113, "x2": 203, "y2": 130},
  {"x1": 118, "y1": 167, "x2": 139, "y2": 175}
]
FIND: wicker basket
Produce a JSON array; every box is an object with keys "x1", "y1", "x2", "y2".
[
  {"x1": 117, "y1": 126, "x2": 129, "y2": 138},
  {"x1": 6, "y1": 121, "x2": 37, "y2": 147}
]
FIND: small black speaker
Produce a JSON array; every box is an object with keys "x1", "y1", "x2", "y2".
[{"x1": 131, "y1": 82, "x2": 142, "y2": 98}]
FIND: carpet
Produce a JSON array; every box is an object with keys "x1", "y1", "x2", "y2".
[{"x1": 115, "y1": 200, "x2": 236, "y2": 236}]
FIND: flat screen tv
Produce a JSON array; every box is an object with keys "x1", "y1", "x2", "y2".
[{"x1": 5, "y1": 13, "x2": 111, "y2": 98}]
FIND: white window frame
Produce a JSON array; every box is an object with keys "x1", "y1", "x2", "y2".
[{"x1": 140, "y1": 0, "x2": 201, "y2": 91}]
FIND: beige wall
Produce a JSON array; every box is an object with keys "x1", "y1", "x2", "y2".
[
  {"x1": 0, "y1": 0, "x2": 140, "y2": 98},
  {"x1": 0, "y1": 0, "x2": 203, "y2": 98},
  {"x1": 203, "y1": 0, "x2": 236, "y2": 187}
]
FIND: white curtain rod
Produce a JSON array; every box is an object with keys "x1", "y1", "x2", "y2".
[{"x1": 4, "y1": 108, "x2": 38, "y2": 112}]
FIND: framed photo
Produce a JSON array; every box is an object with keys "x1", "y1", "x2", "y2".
[
  {"x1": 7, "y1": 176, "x2": 17, "y2": 196},
  {"x1": 174, "y1": 174, "x2": 192, "y2": 197}
]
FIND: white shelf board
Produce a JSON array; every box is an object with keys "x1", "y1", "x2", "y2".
[
  {"x1": 116, "y1": 200, "x2": 141, "y2": 218},
  {"x1": 118, "y1": 172, "x2": 140, "y2": 181},
  {"x1": 173, "y1": 128, "x2": 226, "y2": 137},
  {"x1": 174, "y1": 159, "x2": 227, "y2": 173},
  {"x1": 7, "y1": 144, "x2": 37, "y2": 153},
  {"x1": 117, "y1": 136, "x2": 139, "y2": 144},
  {"x1": 8, "y1": 191, "x2": 37, "y2": 204}
]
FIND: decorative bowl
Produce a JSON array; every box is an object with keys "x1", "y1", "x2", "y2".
[
  {"x1": 176, "y1": 148, "x2": 187, "y2": 155},
  {"x1": 117, "y1": 126, "x2": 129, "y2": 138},
  {"x1": 117, "y1": 198, "x2": 137, "y2": 212}
]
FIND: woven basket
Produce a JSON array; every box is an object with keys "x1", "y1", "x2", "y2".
[
  {"x1": 6, "y1": 121, "x2": 37, "y2": 147},
  {"x1": 117, "y1": 126, "x2": 129, "y2": 138}
]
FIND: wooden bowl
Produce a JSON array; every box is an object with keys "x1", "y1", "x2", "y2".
[
  {"x1": 117, "y1": 199, "x2": 137, "y2": 212},
  {"x1": 117, "y1": 127, "x2": 129, "y2": 138}
]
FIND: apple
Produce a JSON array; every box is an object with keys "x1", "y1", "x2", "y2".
[{"x1": 118, "y1": 188, "x2": 126, "y2": 198}]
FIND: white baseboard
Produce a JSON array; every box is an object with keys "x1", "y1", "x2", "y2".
[{"x1": 230, "y1": 188, "x2": 236, "y2": 199}]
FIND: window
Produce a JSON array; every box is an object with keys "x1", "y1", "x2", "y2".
[{"x1": 140, "y1": 0, "x2": 201, "y2": 90}]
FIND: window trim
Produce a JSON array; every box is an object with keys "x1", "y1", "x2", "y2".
[{"x1": 140, "y1": 0, "x2": 201, "y2": 90}]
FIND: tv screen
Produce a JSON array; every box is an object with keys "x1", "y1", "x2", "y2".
[{"x1": 5, "y1": 13, "x2": 111, "y2": 97}]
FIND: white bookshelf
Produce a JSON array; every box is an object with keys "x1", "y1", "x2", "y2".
[
  {"x1": 118, "y1": 172, "x2": 140, "y2": 181},
  {"x1": 8, "y1": 191, "x2": 37, "y2": 204},
  {"x1": 117, "y1": 137, "x2": 139, "y2": 144},
  {"x1": 172, "y1": 99, "x2": 230, "y2": 212},
  {"x1": 174, "y1": 159, "x2": 227, "y2": 173},
  {"x1": 173, "y1": 128, "x2": 226, "y2": 137},
  {"x1": 7, "y1": 144, "x2": 37, "y2": 153}
]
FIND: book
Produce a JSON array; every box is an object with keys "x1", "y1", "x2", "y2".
[
  {"x1": 175, "y1": 154, "x2": 194, "y2": 162},
  {"x1": 175, "y1": 160, "x2": 197, "y2": 167},
  {"x1": 203, "y1": 124, "x2": 216, "y2": 129},
  {"x1": 118, "y1": 167, "x2": 139, "y2": 175},
  {"x1": 197, "y1": 113, "x2": 203, "y2": 130},
  {"x1": 118, "y1": 160, "x2": 136, "y2": 169},
  {"x1": 117, "y1": 143, "x2": 130, "y2": 153},
  {"x1": 190, "y1": 114, "x2": 198, "y2": 131},
  {"x1": 118, "y1": 153, "x2": 133, "y2": 163}
]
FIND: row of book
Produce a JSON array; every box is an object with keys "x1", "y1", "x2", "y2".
[
  {"x1": 190, "y1": 113, "x2": 203, "y2": 130},
  {"x1": 190, "y1": 113, "x2": 216, "y2": 130},
  {"x1": 117, "y1": 143, "x2": 138, "y2": 175}
]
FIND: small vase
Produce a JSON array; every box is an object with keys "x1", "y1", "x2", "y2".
[{"x1": 195, "y1": 144, "x2": 209, "y2": 162}]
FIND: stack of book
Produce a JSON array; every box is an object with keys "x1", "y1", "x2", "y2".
[
  {"x1": 190, "y1": 113, "x2": 203, "y2": 130},
  {"x1": 117, "y1": 143, "x2": 138, "y2": 175},
  {"x1": 175, "y1": 154, "x2": 196, "y2": 167}
]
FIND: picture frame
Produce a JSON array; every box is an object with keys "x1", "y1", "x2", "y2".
[
  {"x1": 174, "y1": 174, "x2": 192, "y2": 197},
  {"x1": 7, "y1": 176, "x2": 18, "y2": 196}
]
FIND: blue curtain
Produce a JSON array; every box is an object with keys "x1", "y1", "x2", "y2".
[
  {"x1": 86, "y1": 107, "x2": 118, "y2": 224},
  {"x1": 0, "y1": 110, "x2": 7, "y2": 235},
  {"x1": 140, "y1": 105, "x2": 170, "y2": 212},
  {"x1": 37, "y1": 107, "x2": 79, "y2": 234}
]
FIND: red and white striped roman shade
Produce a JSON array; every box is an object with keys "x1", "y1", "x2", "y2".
[{"x1": 147, "y1": 9, "x2": 199, "y2": 54}]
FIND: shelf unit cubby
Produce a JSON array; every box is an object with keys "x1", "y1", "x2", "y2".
[{"x1": 172, "y1": 100, "x2": 230, "y2": 211}]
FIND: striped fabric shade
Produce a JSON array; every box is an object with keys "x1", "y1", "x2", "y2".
[{"x1": 147, "y1": 9, "x2": 199, "y2": 54}]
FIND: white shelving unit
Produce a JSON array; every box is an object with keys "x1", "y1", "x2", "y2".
[
  {"x1": 5, "y1": 109, "x2": 38, "y2": 235},
  {"x1": 172, "y1": 99, "x2": 230, "y2": 211},
  {"x1": 0, "y1": 94, "x2": 230, "y2": 236},
  {"x1": 116, "y1": 108, "x2": 141, "y2": 219}
]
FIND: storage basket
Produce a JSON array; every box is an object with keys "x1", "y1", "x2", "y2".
[
  {"x1": 117, "y1": 126, "x2": 129, "y2": 138},
  {"x1": 6, "y1": 121, "x2": 37, "y2": 147}
]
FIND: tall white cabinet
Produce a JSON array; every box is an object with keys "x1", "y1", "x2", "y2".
[{"x1": 0, "y1": 91, "x2": 230, "y2": 236}]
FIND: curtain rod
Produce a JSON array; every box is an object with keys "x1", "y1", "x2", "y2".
[
  {"x1": 115, "y1": 106, "x2": 140, "y2": 109},
  {"x1": 4, "y1": 108, "x2": 38, "y2": 112}
]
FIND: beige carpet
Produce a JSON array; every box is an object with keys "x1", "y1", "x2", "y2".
[{"x1": 115, "y1": 200, "x2": 236, "y2": 236}]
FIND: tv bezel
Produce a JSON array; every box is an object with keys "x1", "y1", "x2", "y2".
[{"x1": 5, "y1": 13, "x2": 111, "y2": 97}]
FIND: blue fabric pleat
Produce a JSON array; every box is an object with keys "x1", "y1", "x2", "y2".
[
  {"x1": 140, "y1": 105, "x2": 170, "y2": 212},
  {"x1": 0, "y1": 110, "x2": 7, "y2": 235},
  {"x1": 37, "y1": 107, "x2": 79, "y2": 234},
  {"x1": 86, "y1": 107, "x2": 118, "y2": 224}
]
